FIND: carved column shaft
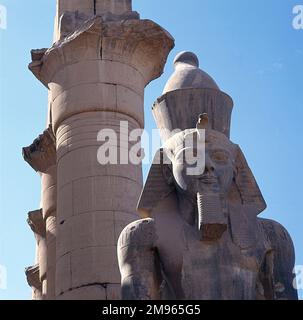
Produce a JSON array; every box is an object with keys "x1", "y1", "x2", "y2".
[
  {"x1": 23, "y1": 127, "x2": 57, "y2": 299},
  {"x1": 26, "y1": 210, "x2": 46, "y2": 299},
  {"x1": 28, "y1": 1, "x2": 174, "y2": 299},
  {"x1": 41, "y1": 166, "x2": 57, "y2": 299},
  {"x1": 26, "y1": 0, "x2": 174, "y2": 300}
]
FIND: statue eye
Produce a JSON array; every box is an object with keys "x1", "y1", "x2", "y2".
[
  {"x1": 175, "y1": 148, "x2": 199, "y2": 165},
  {"x1": 211, "y1": 150, "x2": 229, "y2": 163}
]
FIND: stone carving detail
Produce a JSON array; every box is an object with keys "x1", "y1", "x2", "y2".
[
  {"x1": 22, "y1": 126, "x2": 56, "y2": 173},
  {"x1": 27, "y1": 209, "x2": 47, "y2": 284},
  {"x1": 25, "y1": 265, "x2": 42, "y2": 300},
  {"x1": 118, "y1": 52, "x2": 298, "y2": 300},
  {"x1": 58, "y1": 9, "x2": 140, "y2": 40},
  {"x1": 27, "y1": 209, "x2": 46, "y2": 238},
  {"x1": 29, "y1": 16, "x2": 174, "y2": 91}
]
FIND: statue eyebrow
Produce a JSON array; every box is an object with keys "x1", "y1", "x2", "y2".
[
  {"x1": 210, "y1": 148, "x2": 231, "y2": 157},
  {"x1": 211, "y1": 148, "x2": 229, "y2": 153}
]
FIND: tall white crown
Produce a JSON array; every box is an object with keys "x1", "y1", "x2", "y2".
[{"x1": 153, "y1": 51, "x2": 234, "y2": 142}]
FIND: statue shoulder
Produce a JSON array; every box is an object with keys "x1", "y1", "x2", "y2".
[
  {"x1": 258, "y1": 217, "x2": 295, "y2": 252},
  {"x1": 257, "y1": 217, "x2": 298, "y2": 300},
  {"x1": 118, "y1": 218, "x2": 157, "y2": 250}
]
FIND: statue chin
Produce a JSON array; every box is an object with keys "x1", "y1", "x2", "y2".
[
  {"x1": 196, "y1": 192, "x2": 228, "y2": 242},
  {"x1": 200, "y1": 223, "x2": 227, "y2": 241},
  {"x1": 177, "y1": 188, "x2": 228, "y2": 242}
]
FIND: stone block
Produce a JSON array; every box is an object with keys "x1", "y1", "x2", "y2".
[
  {"x1": 57, "y1": 183, "x2": 73, "y2": 222},
  {"x1": 38, "y1": 238, "x2": 48, "y2": 281},
  {"x1": 58, "y1": 211, "x2": 116, "y2": 257},
  {"x1": 56, "y1": 217, "x2": 72, "y2": 259},
  {"x1": 72, "y1": 175, "x2": 142, "y2": 215},
  {"x1": 57, "y1": 285, "x2": 107, "y2": 300},
  {"x1": 56, "y1": 253, "x2": 72, "y2": 296},
  {"x1": 116, "y1": 85, "x2": 144, "y2": 127},
  {"x1": 41, "y1": 184, "x2": 56, "y2": 219},
  {"x1": 57, "y1": 145, "x2": 143, "y2": 188},
  {"x1": 52, "y1": 83, "x2": 117, "y2": 132},
  {"x1": 71, "y1": 246, "x2": 121, "y2": 287},
  {"x1": 50, "y1": 60, "x2": 144, "y2": 102},
  {"x1": 96, "y1": 0, "x2": 132, "y2": 15},
  {"x1": 46, "y1": 266, "x2": 56, "y2": 300},
  {"x1": 46, "y1": 234, "x2": 56, "y2": 268},
  {"x1": 58, "y1": 0, "x2": 94, "y2": 17}
]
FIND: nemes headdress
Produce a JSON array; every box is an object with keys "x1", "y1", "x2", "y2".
[{"x1": 138, "y1": 52, "x2": 266, "y2": 246}]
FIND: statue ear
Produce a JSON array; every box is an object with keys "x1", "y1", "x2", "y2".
[
  {"x1": 137, "y1": 149, "x2": 175, "y2": 218},
  {"x1": 228, "y1": 145, "x2": 267, "y2": 216}
]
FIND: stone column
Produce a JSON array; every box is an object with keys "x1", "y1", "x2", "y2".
[
  {"x1": 23, "y1": 127, "x2": 57, "y2": 299},
  {"x1": 25, "y1": 209, "x2": 46, "y2": 299},
  {"x1": 29, "y1": 0, "x2": 174, "y2": 300},
  {"x1": 53, "y1": 0, "x2": 133, "y2": 42}
]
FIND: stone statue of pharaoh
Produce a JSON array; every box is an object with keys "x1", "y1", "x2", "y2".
[{"x1": 117, "y1": 52, "x2": 298, "y2": 300}]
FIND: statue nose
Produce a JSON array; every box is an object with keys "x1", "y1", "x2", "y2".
[
  {"x1": 205, "y1": 165, "x2": 215, "y2": 173},
  {"x1": 205, "y1": 156, "x2": 215, "y2": 174},
  {"x1": 197, "y1": 156, "x2": 215, "y2": 179}
]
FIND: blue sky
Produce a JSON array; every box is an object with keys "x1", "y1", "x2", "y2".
[{"x1": 0, "y1": 0, "x2": 302, "y2": 300}]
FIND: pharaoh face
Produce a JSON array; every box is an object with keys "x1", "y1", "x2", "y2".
[
  {"x1": 162, "y1": 129, "x2": 236, "y2": 240},
  {"x1": 166, "y1": 130, "x2": 236, "y2": 199}
]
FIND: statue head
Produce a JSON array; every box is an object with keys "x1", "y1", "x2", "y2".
[
  {"x1": 138, "y1": 52, "x2": 266, "y2": 243},
  {"x1": 158, "y1": 114, "x2": 238, "y2": 240}
]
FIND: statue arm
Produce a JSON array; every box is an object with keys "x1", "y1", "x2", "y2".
[{"x1": 118, "y1": 218, "x2": 162, "y2": 300}]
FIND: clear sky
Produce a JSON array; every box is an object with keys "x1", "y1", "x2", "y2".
[{"x1": 0, "y1": 0, "x2": 302, "y2": 300}]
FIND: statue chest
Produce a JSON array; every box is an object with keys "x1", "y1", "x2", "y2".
[{"x1": 179, "y1": 237, "x2": 265, "y2": 300}]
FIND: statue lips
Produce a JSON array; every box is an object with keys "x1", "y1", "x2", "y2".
[
  {"x1": 197, "y1": 174, "x2": 220, "y2": 193},
  {"x1": 198, "y1": 175, "x2": 217, "y2": 184}
]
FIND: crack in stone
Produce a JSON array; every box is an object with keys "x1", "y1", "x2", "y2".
[
  {"x1": 93, "y1": 0, "x2": 97, "y2": 15},
  {"x1": 58, "y1": 283, "x2": 120, "y2": 300}
]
